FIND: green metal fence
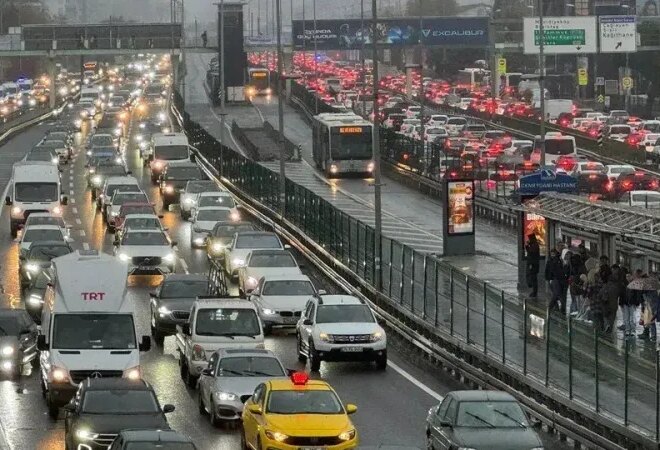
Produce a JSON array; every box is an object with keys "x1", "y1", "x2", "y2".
[{"x1": 177, "y1": 91, "x2": 660, "y2": 446}]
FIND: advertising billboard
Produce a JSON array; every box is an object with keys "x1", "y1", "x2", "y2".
[
  {"x1": 523, "y1": 212, "x2": 547, "y2": 257},
  {"x1": 446, "y1": 180, "x2": 474, "y2": 235},
  {"x1": 292, "y1": 17, "x2": 489, "y2": 50},
  {"x1": 523, "y1": 16, "x2": 597, "y2": 54}
]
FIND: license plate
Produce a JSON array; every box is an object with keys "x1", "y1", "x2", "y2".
[
  {"x1": 341, "y1": 347, "x2": 363, "y2": 352},
  {"x1": 283, "y1": 317, "x2": 297, "y2": 324},
  {"x1": 138, "y1": 266, "x2": 153, "y2": 270}
]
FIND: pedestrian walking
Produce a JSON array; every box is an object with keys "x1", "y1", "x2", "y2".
[
  {"x1": 201, "y1": 31, "x2": 208, "y2": 48},
  {"x1": 622, "y1": 270, "x2": 643, "y2": 337},
  {"x1": 545, "y1": 249, "x2": 568, "y2": 315},
  {"x1": 525, "y1": 234, "x2": 540, "y2": 299},
  {"x1": 568, "y1": 251, "x2": 586, "y2": 317},
  {"x1": 600, "y1": 266, "x2": 625, "y2": 334}
]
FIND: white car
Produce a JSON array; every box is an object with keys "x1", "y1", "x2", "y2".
[
  {"x1": 604, "y1": 164, "x2": 635, "y2": 180},
  {"x1": 503, "y1": 139, "x2": 533, "y2": 156},
  {"x1": 191, "y1": 191, "x2": 238, "y2": 219},
  {"x1": 114, "y1": 229, "x2": 177, "y2": 274},
  {"x1": 237, "y1": 249, "x2": 302, "y2": 295},
  {"x1": 18, "y1": 224, "x2": 67, "y2": 257},
  {"x1": 190, "y1": 206, "x2": 236, "y2": 248},
  {"x1": 399, "y1": 119, "x2": 420, "y2": 135},
  {"x1": 458, "y1": 98, "x2": 472, "y2": 110},
  {"x1": 115, "y1": 213, "x2": 164, "y2": 241},
  {"x1": 639, "y1": 133, "x2": 660, "y2": 153},
  {"x1": 606, "y1": 124, "x2": 632, "y2": 141},
  {"x1": 427, "y1": 115, "x2": 449, "y2": 127},
  {"x1": 445, "y1": 117, "x2": 468, "y2": 136},
  {"x1": 249, "y1": 274, "x2": 318, "y2": 334},
  {"x1": 296, "y1": 294, "x2": 387, "y2": 371},
  {"x1": 424, "y1": 127, "x2": 449, "y2": 143},
  {"x1": 24, "y1": 212, "x2": 69, "y2": 238},
  {"x1": 405, "y1": 105, "x2": 420, "y2": 118},
  {"x1": 571, "y1": 161, "x2": 605, "y2": 176},
  {"x1": 618, "y1": 190, "x2": 660, "y2": 208},
  {"x1": 180, "y1": 181, "x2": 222, "y2": 220},
  {"x1": 106, "y1": 190, "x2": 149, "y2": 230},
  {"x1": 223, "y1": 231, "x2": 287, "y2": 279}
]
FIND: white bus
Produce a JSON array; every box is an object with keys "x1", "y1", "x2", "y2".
[
  {"x1": 312, "y1": 113, "x2": 374, "y2": 177},
  {"x1": 532, "y1": 132, "x2": 577, "y2": 166},
  {"x1": 456, "y1": 68, "x2": 488, "y2": 91},
  {"x1": 246, "y1": 67, "x2": 271, "y2": 96}
]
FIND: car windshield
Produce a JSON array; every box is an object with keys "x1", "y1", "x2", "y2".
[
  {"x1": 155, "y1": 145, "x2": 189, "y2": 160},
  {"x1": 195, "y1": 308, "x2": 261, "y2": 336},
  {"x1": 91, "y1": 135, "x2": 114, "y2": 146},
  {"x1": 122, "y1": 232, "x2": 168, "y2": 246},
  {"x1": 23, "y1": 229, "x2": 63, "y2": 243},
  {"x1": 248, "y1": 253, "x2": 296, "y2": 267},
  {"x1": 212, "y1": 224, "x2": 255, "y2": 238},
  {"x1": 15, "y1": 183, "x2": 59, "y2": 202},
  {"x1": 27, "y1": 216, "x2": 63, "y2": 227},
  {"x1": 316, "y1": 304, "x2": 375, "y2": 324},
  {"x1": 27, "y1": 245, "x2": 70, "y2": 260},
  {"x1": 165, "y1": 167, "x2": 203, "y2": 180},
  {"x1": 262, "y1": 280, "x2": 315, "y2": 296},
  {"x1": 610, "y1": 166, "x2": 634, "y2": 174},
  {"x1": 217, "y1": 356, "x2": 285, "y2": 377},
  {"x1": 455, "y1": 400, "x2": 530, "y2": 428},
  {"x1": 114, "y1": 193, "x2": 148, "y2": 205},
  {"x1": 187, "y1": 182, "x2": 220, "y2": 194},
  {"x1": 52, "y1": 314, "x2": 137, "y2": 349},
  {"x1": 160, "y1": 280, "x2": 209, "y2": 298},
  {"x1": 82, "y1": 390, "x2": 159, "y2": 414},
  {"x1": 198, "y1": 195, "x2": 235, "y2": 208},
  {"x1": 610, "y1": 126, "x2": 630, "y2": 134},
  {"x1": 235, "y1": 235, "x2": 281, "y2": 249},
  {"x1": 545, "y1": 139, "x2": 575, "y2": 156},
  {"x1": 126, "y1": 444, "x2": 196, "y2": 450},
  {"x1": 196, "y1": 209, "x2": 231, "y2": 222},
  {"x1": 124, "y1": 217, "x2": 161, "y2": 229},
  {"x1": 0, "y1": 318, "x2": 21, "y2": 336},
  {"x1": 122, "y1": 206, "x2": 154, "y2": 216},
  {"x1": 267, "y1": 390, "x2": 343, "y2": 414}
]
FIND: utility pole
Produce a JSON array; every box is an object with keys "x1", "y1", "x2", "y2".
[
  {"x1": 181, "y1": 0, "x2": 186, "y2": 106},
  {"x1": 313, "y1": 0, "x2": 317, "y2": 113},
  {"x1": 257, "y1": 0, "x2": 261, "y2": 35},
  {"x1": 276, "y1": 0, "x2": 286, "y2": 215},
  {"x1": 360, "y1": 0, "x2": 366, "y2": 116},
  {"x1": 418, "y1": 0, "x2": 425, "y2": 153},
  {"x1": 489, "y1": 9, "x2": 497, "y2": 120},
  {"x1": 372, "y1": 0, "x2": 382, "y2": 291},
  {"x1": 219, "y1": 0, "x2": 227, "y2": 175},
  {"x1": 537, "y1": 0, "x2": 546, "y2": 166}
]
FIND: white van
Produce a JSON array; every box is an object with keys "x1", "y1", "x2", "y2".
[
  {"x1": 6, "y1": 162, "x2": 66, "y2": 237},
  {"x1": 2, "y1": 82, "x2": 19, "y2": 101},
  {"x1": 545, "y1": 99, "x2": 574, "y2": 121},
  {"x1": 149, "y1": 132, "x2": 191, "y2": 182},
  {"x1": 37, "y1": 250, "x2": 151, "y2": 418},
  {"x1": 619, "y1": 191, "x2": 660, "y2": 208},
  {"x1": 79, "y1": 86, "x2": 100, "y2": 103},
  {"x1": 531, "y1": 133, "x2": 577, "y2": 166}
]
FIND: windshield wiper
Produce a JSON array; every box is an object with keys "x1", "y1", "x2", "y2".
[
  {"x1": 198, "y1": 332, "x2": 234, "y2": 339},
  {"x1": 465, "y1": 411, "x2": 496, "y2": 428},
  {"x1": 0, "y1": 326, "x2": 8, "y2": 336},
  {"x1": 220, "y1": 369, "x2": 244, "y2": 376},
  {"x1": 493, "y1": 409, "x2": 526, "y2": 428},
  {"x1": 245, "y1": 370, "x2": 279, "y2": 377}
]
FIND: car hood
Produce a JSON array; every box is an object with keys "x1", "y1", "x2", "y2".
[
  {"x1": 259, "y1": 295, "x2": 313, "y2": 311},
  {"x1": 118, "y1": 246, "x2": 172, "y2": 258},
  {"x1": 213, "y1": 376, "x2": 281, "y2": 397},
  {"x1": 164, "y1": 180, "x2": 187, "y2": 189},
  {"x1": 452, "y1": 427, "x2": 541, "y2": 449},
  {"x1": 193, "y1": 221, "x2": 218, "y2": 233},
  {"x1": 315, "y1": 323, "x2": 382, "y2": 335},
  {"x1": 76, "y1": 413, "x2": 169, "y2": 435},
  {"x1": 245, "y1": 267, "x2": 302, "y2": 280},
  {"x1": 158, "y1": 297, "x2": 196, "y2": 310},
  {"x1": 266, "y1": 414, "x2": 351, "y2": 435}
]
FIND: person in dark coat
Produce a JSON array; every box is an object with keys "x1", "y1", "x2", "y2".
[
  {"x1": 569, "y1": 252, "x2": 587, "y2": 316},
  {"x1": 622, "y1": 270, "x2": 643, "y2": 337},
  {"x1": 525, "y1": 234, "x2": 540, "y2": 298},
  {"x1": 545, "y1": 248, "x2": 568, "y2": 314}
]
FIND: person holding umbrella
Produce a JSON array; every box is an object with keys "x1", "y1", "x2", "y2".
[
  {"x1": 622, "y1": 270, "x2": 644, "y2": 337},
  {"x1": 630, "y1": 274, "x2": 660, "y2": 340}
]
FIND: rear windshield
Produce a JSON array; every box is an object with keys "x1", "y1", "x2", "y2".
[{"x1": 235, "y1": 234, "x2": 281, "y2": 249}]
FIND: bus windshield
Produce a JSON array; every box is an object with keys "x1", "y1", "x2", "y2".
[
  {"x1": 330, "y1": 129, "x2": 372, "y2": 160},
  {"x1": 249, "y1": 70, "x2": 269, "y2": 90}
]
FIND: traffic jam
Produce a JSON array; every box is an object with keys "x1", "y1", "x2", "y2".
[{"x1": 247, "y1": 51, "x2": 660, "y2": 206}]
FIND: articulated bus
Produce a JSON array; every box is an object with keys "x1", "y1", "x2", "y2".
[
  {"x1": 246, "y1": 68, "x2": 271, "y2": 96},
  {"x1": 312, "y1": 113, "x2": 374, "y2": 177}
]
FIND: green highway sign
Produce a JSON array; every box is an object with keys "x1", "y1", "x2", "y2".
[{"x1": 534, "y1": 29, "x2": 586, "y2": 46}]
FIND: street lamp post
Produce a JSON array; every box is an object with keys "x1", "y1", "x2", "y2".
[
  {"x1": 537, "y1": 0, "x2": 546, "y2": 166},
  {"x1": 276, "y1": 0, "x2": 286, "y2": 215},
  {"x1": 360, "y1": 0, "x2": 365, "y2": 116},
  {"x1": 418, "y1": 0, "x2": 425, "y2": 154},
  {"x1": 313, "y1": 0, "x2": 318, "y2": 114},
  {"x1": 219, "y1": 0, "x2": 227, "y2": 176},
  {"x1": 371, "y1": 0, "x2": 382, "y2": 291}
]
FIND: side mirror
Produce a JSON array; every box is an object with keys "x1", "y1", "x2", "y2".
[
  {"x1": 5, "y1": 196, "x2": 11, "y2": 206},
  {"x1": 439, "y1": 420, "x2": 452, "y2": 428},
  {"x1": 247, "y1": 404, "x2": 262, "y2": 415},
  {"x1": 63, "y1": 402, "x2": 76, "y2": 413},
  {"x1": 285, "y1": 368, "x2": 296, "y2": 376},
  {"x1": 149, "y1": 291, "x2": 157, "y2": 299},
  {"x1": 37, "y1": 334, "x2": 47, "y2": 351},
  {"x1": 201, "y1": 368, "x2": 212, "y2": 377},
  {"x1": 158, "y1": 214, "x2": 164, "y2": 219},
  {"x1": 126, "y1": 170, "x2": 132, "y2": 175},
  {"x1": 345, "y1": 403, "x2": 357, "y2": 415},
  {"x1": 284, "y1": 244, "x2": 291, "y2": 249},
  {"x1": 139, "y1": 335, "x2": 151, "y2": 352},
  {"x1": 61, "y1": 195, "x2": 68, "y2": 205},
  {"x1": 19, "y1": 255, "x2": 25, "y2": 261},
  {"x1": 303, "y1": 319, "x2": 313, "y2": 326},
  {"x1": 317, "y1": 289, "x2": 327, "y2": 295},
  {"x1": 182, "y1": 323, "x2": 190, "y2": 335},
  {"x1": 170, "y1": 241, "x2": 178, "y2": 247},
  {"x1": 163, "y1": 404, "x2": 175, "y2": 414}
]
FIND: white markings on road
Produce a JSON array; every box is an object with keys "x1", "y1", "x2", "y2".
[
  {"x1": 387, "y1": 360, "x2": 444, "y2": 402},
  {"x1": 82, "y1": 242, "x2": 90, "y2": 250},
  {"x1": 79, "y1": 230, "x2": 86, "y2": 237},
  {"x1": 179, "y1": 258, "x2": 189, "y2": 274},
  {"x1": 69, "y1": 189, "x2": 74, "y2": 196},
  {"x1": 72, "y1": 207, "x2": 78, "y2": 214},
  {"x1": 75, "y1": 218, "x2": 81, "y2": 225},
  {"x1": 70, "y1": 198, "x2": 76, "y2": 204}
]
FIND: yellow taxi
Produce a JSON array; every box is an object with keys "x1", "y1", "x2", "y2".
[{"x1": 241, "y1": 371, "x2": 358, "y2": 450}]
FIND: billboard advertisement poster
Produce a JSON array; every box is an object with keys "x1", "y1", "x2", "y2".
[
  {"x1": 291, "y1": 17, "x2": 489, "y2": 50},
  {"x1": 446, "y1": 180, "x2": 474, "y2": 235},
  {"x1": 523, "y1": 212, "x2": 547, "y2": 257},
  {"x1": 523, "y1": 16, "x2": 597, "y2": 54}
]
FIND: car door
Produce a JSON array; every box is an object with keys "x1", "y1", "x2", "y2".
[
  {"x1": 431, "y1": 397, "x2": 457, "y2": 450},
  {"x1": 244, "y1": 383, "x2": 266, "y2": 447},
  {"x1": 298, "y1": 301, "x2": 315, "y2": 344},
  {"x1": 199, "y1": 352, "x2": 218, "y2": 409}
]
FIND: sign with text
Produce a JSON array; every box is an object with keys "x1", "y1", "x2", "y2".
[
  {"x1": 599, "y1": 16, "x2": 637, "y2": 53},
  {"x1": 523, "y1": 16, "x2": 597, "y2": 54},
  {"x1": 292, "y1": 17, "x2": 489, "y2": 50},
  {"x1": 518, "y1": 169, "x2": 578, "y2": 196},
  {"x1": 446, "y1": 180, "x2": 474, "y2": 235}
]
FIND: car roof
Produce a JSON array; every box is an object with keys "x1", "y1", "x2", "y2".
[
  {"x1": 214, "y1": 348, "x2": 277, "y2": 359},
  {"x1": 118, "y1": 429, "x2": 194, "y2": 443},
  {"x1": 448, "y1": 390, "x2": 517, "y2": 402},
  {"x1": 28, "y1": 240, "x2": 70, "y2": 247},
  {"x1": 124, "y1": 213, "x2": 160, "y2": 220},
  {"x1": 24, "y1": 224, "x2": 62, "y2": 231},
  {"x1": 125, "y1": 228, "x2": 165, "y2": 234},
  {"x1": 314, "y1": 294, "x2": 362, "y2": 306},
  {"x1": 27, "y1": 212, "x2": 62, "y2": 219},
  {"x1": 268, "y1": 378, "x2": 332, "y2": 392},
  {"x1": 261, "y1": 274, "x2": 310, "y2": 283},
  {"x1": 83, "y1": 378, "x2": 152, "y2": 391},
  {"x1": 162, "y1": 273, "x2": 208, "y2": 283},
  {"x1": 199, "y1": 191, "x2": 231, "y2": 197},
  {"x1": 196, "y1": 206, "x2": 231, "y2": 212}
]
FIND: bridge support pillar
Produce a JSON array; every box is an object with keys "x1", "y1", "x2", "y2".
[{"x1": 48, "y1": 57, "x2": 56, "y2": 110}]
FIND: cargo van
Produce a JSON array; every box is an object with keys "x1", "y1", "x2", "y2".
[
  {"x1": 79, "y1": 86, "x2": 100, "y2": 103},
  {"x1": 37, "y1": 250, "x2": 151, "y2": 418},
  {"x1": 149, "y1": 133, "x2": 191, "y2": 183},
  {"x1": 6, "y1": 162, "x2": 67, "y2": 237}
]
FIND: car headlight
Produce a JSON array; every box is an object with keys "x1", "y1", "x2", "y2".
[
  {"x1": 88, "y1": 167, "x2": 96, "y2": 174},
  {"x1": 191, "y1": 344, "x2": 206, "y2": 361},
  {"x1": 139, "y1": 141, "x2": 148, "y2": 149},
  {"x1": 11, "y1": 206, "x2": 21, "y2": 216},
  {"x1": 265, "y1": 430, "x2": 288, "y2": 443},
  {"x1": 118, "y1": 253, "x2": 130, "y2": 262},
  {"x1": 29, "y1": 99, "x2": 36, "y2": 106},
  {"x1": 76, "y1": 429, "x2": 99, "y2": 441},
  {"x1": 262, "y1": 308, "x2": 276, "y2": 315},
  {"x1": 92, "y1": 175, "x2": 102, "y2": 185},
  {"x1": 51, "y1": 366, "x2": 69, "y2": 382},
  {"x1": 158, "y1": 112, "x2": 166, "y2": 121},
  {"x1": 158, "y1": 305, "x2": 171, "y2": 315},
  {"x1": 28, "y1": 294, "x2": 43, "y2": 305},
  {"x1": 319, "y1": 332, "x2": 331, "y2": 342},
  {"x1": 370, "y1": 331, "x2": 384, "y2": 342},
  {"x1": 139, "y1": 122, "x2": 146, "y2": 129},
  {"x1": 338, "y1": 429, "x2": 356, "y2": 441},
  {"x1": 1, "y1": 346, "x2": 14, "y2": 356},
  {"x1": 211, "y1": 242, "x2": 225, "y2": 253},
  {"x1": 193, "y1": 237, "x2": 205, "y2": 245},
  {"x1": 183, "y1": 197, "x2": 196, "y2": 205},
  {"x1": 1, "y1": 361, "x2": 12, "y2": 371},
  {"x1": 74, "y1": 119, "x2": 82, "y2": 127},
  {"x1": 25, "y1": 263, "x2": 40, "y2": 273},
  {"x1": 123, "y1": 366, "x2": 141, "y2": 380},
  {"x1": 232, "y1": 258, "x2": 245, "y2": 268},
  {"x1": 163, "y1": 185, "x2": 174, "y2": 194},
  {"x1": 214, "y1": 391, "x2": 238, "y2": 402},
  {"x1": 163, "y1": 252, "x2": 176, "y2": 262},
  {"x1": 230, "y1": 211, "x2": 240, "y2": 221},
  {"x1": 246, "y1": 276, "x2": 258, "y2": 288},
  {"x1": 135, "y1": 134, "x2": 143, "y2": 142}
]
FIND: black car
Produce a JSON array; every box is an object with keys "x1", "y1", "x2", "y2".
[
  {"x1": 159, "y1": 163, "x2": 206, "y2": 209},
  {"x1": 206, "y1": 222, "x2": 257, "y2": 259},
  {"x1": 109, "y1": 429, "x2": 197, "y2": 450},
  {"x1": 19, "y1": 240, "x2": 73, "y2": 289},
  {"x1": 87, "y1": 160, "x2": 129, "y2": 195},
  {"x1": 0, "y1": 308, "x2": 39, "y2": 378},
  {"x1": 150, "y1": 274, "x2": 210, "y2": 345},
  {"x1": 577, "y1": 172, "x2": 610, "y2": 196},
  {"x1": 24, "y1": 269, "x2": 52, "y2": 323},
  {"x1": 612, "y1": 172, "x2": 660, "y2": 198},
  {"x1": 64, "y1": 379, "x2": 175, "y2": 450}
]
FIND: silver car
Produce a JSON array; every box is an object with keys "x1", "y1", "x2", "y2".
[{"x1": 197, "y1": 349, "x2": 287, "y2": 427}]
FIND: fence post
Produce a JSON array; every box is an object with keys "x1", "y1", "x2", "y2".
[
  {"x1": 450, "y1": 268, "x2": 454, "y2": 336},
  {"x1": 544, "y1": 308, "x2": 551, "y2": 387},
  {"x1": 523, "y1": 296, "x2": 527, "y2": 376},
  {"x1": 624, "y1": 339, "x2": 629, "y2": 426},
  {"x1": 399, "y1": 247, "x2": 405, "y2": 304},
  {"x1": 595, "y1": 328, "x2": 600, "y2": 413},
  {"x1": 388, "y1": 242, "x2": 394, "y2": 298},
  {"x1": 434, "y1": 261, "x2": 439, "y2": 327},
  {"x1": 483, "y1": 281, "x2": 487, "y2": 354},
  {"x1": 422, "y1": 255, "x2": 428, "y2": 320},
  {"x1": 410, "y1": 252, "x2": 416, "y2": 313},
  {"x1": 501, "y1": 291, "x2": 506, "y2": 364},
  {"x1": 466, "y1": 276, "x2": 471, "y2": 344},
  {"x1": 568, "y1": 314, "x2": 573, "y2": 399},
  {"x1": 655, "y1": 349, "x2": 659, "y2": 442}
]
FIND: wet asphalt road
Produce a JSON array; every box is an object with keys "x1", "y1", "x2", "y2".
[{"x1": 0, "y1": 104, "x2": 572, "y2": 450}]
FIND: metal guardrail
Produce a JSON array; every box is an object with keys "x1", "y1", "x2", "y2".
[{"x1": 173, "y1": 89, "x2": 660, "y2": 450}]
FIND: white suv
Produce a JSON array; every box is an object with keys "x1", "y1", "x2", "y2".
[{"x1": 296, "y1": 295, "x2": 387, "y2": 371}]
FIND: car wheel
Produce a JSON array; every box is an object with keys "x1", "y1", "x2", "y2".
[
  {"x1": 240, "y1": 424, "x2": 249, "y2": 450},
  {"x1": 375, "y1": 352, "x2": 387, "y2": 371},
  {"x1": 151, "y1": 326, "x2": 165, "y2": 347},
  {"x1": 263, "y1": 324, "x2": 272, "y2": 336},
  {"x1": 296, "y1": 335, "x2": 307, "y2": 363},
  {"x1": 31, "y1": 356, "x2": 39, "y2": 369},
  {"x1": 47, "y1": 393, "x2": 59, "y2": 419},
  {"x1": 163, "y1": 200, "x2": 171, "y2": 211},
  {"x1": 308, "y1": 341, "x2": 321, "y2": 372},
  {"x1": 210, "y1": 400, "x2": 222, "y2": 427},
  {"x1": 91, "y1": 190, "x2": 96, "y2": 201},
  {"x1": 181, "y1": 210, "x2": 190, "y2": 221},
  {"x1": 186, "y1": 367, "x2": 198, "y2": 389},
  {"x1": 180, "y1": 361, "x2": 188, "y2": 381},
  {"x1": 198, "y1": 391, "x2": 207, "y2": 415},
  {"x1": 425, "y1": 431, "x2": 434, "y2": 450},
  {"x1": 10, "y1": 224, "x2": 17, "y2": 239}
]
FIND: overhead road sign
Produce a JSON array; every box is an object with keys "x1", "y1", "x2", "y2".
[
  {"x1": 595, "y1": 76, "x2": 605, "y2": 86},
  {"x1": 523, "y1": 17, "x2": 597, "y2": 54},
  {"x1": 599, "y1": 16, "x2": 636, "y2": 53},
  {"x1": 291, "y1": 17, "x2": 489, "y2": 50}
]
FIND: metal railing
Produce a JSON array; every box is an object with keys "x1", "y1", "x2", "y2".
[{"x1": 174, "y1": 90, "x2": 660, "y2": 448}]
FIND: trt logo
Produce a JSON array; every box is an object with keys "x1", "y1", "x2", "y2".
[{"x1": 82, "y1": 292, "x2": 106, "y2": 301}]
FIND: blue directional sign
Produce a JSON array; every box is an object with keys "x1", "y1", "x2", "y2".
[{"x1": 518, "y1": 168, "x2": 577, "y2": 196}]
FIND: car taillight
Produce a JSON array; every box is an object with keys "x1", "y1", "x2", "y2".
[{"x1": 651, "y1": 180, "x2": 659, "y2": 189}]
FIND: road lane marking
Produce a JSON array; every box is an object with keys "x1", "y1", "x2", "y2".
[
  {"x1": 82, "y1": 242, "x2": 90, "y2": 250},
  {"x1": 69, "y1": 189, "x2": 74, "y2": 196},
  {"x1": 387, "y1": 360, "x2": 444, "y2": 402},
  {"x1": 79, "y1": 230, "x2": 86, "y2": 237},
  {"x1": 179, "y1": 258, "x2": 189, "y2": 274},
  {"x1": 70, "y1": 198, "x2": 76, "y2": 204},
  {"x1": 72, "y1": 207, "x2": 78, "y2": 214},
  {"x1": 75, "y1": 218, "x2": 81, "y2": 225}
]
